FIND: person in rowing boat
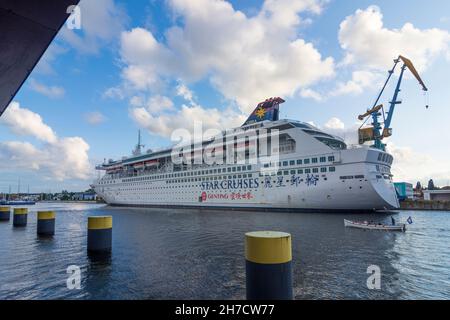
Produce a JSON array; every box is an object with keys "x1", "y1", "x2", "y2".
[{"x1": 391, "y1": 216, "x2": 396, "y2": 225}]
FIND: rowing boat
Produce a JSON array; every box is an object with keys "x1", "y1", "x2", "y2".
[{"x1": 344, "y1": 219, "x2": 406, "y2": 232}]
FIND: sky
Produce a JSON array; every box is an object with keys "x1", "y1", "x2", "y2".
[{"x1": 1, "y1": 0, "x2": 450, "y2": 193}]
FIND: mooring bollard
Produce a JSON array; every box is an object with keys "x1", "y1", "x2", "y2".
[
  {"x1": 0, "y1": 207, "x2": 10, "y2": 221},
  {"x1": 37, "y1": 211, "x2": 55, "y2": 236},
  {"x1": 87, "y1": 216, "x2": 112, "y2": 252},
  {"x1": 245, "y1": 231, "x2": 293, "y2": 300},
  {"x1": 13, "y1": 208, "x2": 28, "y2": 227}
]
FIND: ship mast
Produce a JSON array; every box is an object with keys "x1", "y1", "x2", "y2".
[{"x1": 132, "y1": 130, "x2": 145, "y2": 156}]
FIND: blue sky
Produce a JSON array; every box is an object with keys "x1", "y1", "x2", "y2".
[{"x1": 1, "y1": 0, "x2": 450, "y2": 192}]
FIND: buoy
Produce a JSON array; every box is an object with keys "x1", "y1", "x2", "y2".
[
  {"x1": 37, "y1": 211, "x2": 55, "y2": 236},
  {"x1": 0, "y1": 207, "x2": 10, "y2": 221},
  {"x1": 87, "y1": 216, "x2": 112, "y2": 252},
  {"x1": 13, "y1": 208, "x2": 28, "y2": 227},
  {"x1": 245, "y1": 231, "x2": 293, "y2": 300}
]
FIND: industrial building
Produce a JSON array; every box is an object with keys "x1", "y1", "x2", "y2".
[
  {"x1": 423, "y1": 190, "x2": 450, "y2": 201},
  {"x1": 394, "y1": 182, "x2": 414, "y2": 201}
]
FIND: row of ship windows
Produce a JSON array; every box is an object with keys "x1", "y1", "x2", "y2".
[
  {"x1": 112, "y1": 166, "x2": 337, "y2": 187},
  {"x1": 112, "y1": 165, "x2": 253, "y2": 184},
  {"x1": 114, "y1": 187, "x2": 202, "y2": 192},
  {"x1": 263, "y1": 156, "x2": 335, "y2": 168},
  {"x1": 100, "y1": 160, "x2": 336, "y2": 184},
  {"x1": 167, "y1": 166, "x2": 336, "y2": 183},
  {"x1": 100, "y1": 153, "x2": 336, "y2": 184},
  {"x1": 115, "y1": 197, "x2": 195, "y2": 201},
  {"x1": 168, "y1": 173, "x2": 253, "y2": 183},
  {"x1": 264, "y1": 167, "x2": 336, "y2": 176},
  {"x1": 340, "y1": 175, "x2": 365, "y2": 180},
  {"x1": 112, "y1": 196, "x2": 194, "y2": 201},
  {"x1": 378, "y1": 153, "x2": 393, "y2": 165},
  {"x1": 376, "y1": 165, "x2": 390, "y2": 174},
  {"x1": 114, "y1": 187, "x2": 246, "y2": 193}
]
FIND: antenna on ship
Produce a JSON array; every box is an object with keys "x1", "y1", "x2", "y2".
[{"x1": 132, "y1": 130, "x2": 145, "y2": 156}]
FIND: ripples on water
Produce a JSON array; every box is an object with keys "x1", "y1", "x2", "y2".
[{"x1": 0, "y1": 202, "x2": 449, "y2": 299}]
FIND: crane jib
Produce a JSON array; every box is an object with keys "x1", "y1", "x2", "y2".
[
  {"x1": 357, "y1": 55, "x2": 429, "y2": 151},
  {"x1": 399, "y1": 55, "x2": 428, "y2": 91}
]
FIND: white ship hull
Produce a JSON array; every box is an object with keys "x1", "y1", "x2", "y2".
[{"x1": 94, "y1": 140, "x2": 399, "y2": 211}]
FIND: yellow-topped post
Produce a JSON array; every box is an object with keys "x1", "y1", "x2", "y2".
[
  {"x1": 0, "y1": 207, "x2": 10, "y2": 221},
  {"x1": 245, "y1": 231, "x2": 293, "y2": 300},
  {"x1": 13, "y1": 208, "x2": 28, "y2": 227},
  {"x1": 87, "y1": 216, "x2": 112, "y2": 252},
  {"x1": 37, "y1": 211, "x2": 56, "y2": 236}
]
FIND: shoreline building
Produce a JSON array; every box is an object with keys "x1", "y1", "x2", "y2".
[
  {"x1": 394, "y1": 182, "x2": 414, "y2": 201},
  {"x1": 423, "y1": 189, "x2": 450, "y2": 201}
]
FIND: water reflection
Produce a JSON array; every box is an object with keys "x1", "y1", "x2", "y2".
[{"x1": 88, "y1": 251, "x2": 112, "y2": 265}]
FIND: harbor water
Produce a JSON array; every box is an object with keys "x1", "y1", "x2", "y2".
[{"x1": 0, "y1": 202, "x2": 449, "y2": 300}]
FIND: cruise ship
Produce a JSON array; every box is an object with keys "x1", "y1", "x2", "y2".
[{"x1": 93, "y1": 97, "x2": 399, "y2": 211}]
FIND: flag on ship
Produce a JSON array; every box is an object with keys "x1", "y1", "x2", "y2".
[{"x1": 242, "y1": 97, "x2": 285, "y2": 126}]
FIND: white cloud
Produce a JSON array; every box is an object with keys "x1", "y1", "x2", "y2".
[
  {"x1": 176, "y1": 83, "x2": 194, "y2": 103},
  {"x1": 130, "y1": 95, "x2": 174, "y2": 113},
  {"x1": 260, "y1": 0, "x2": 326, "y2": 27},
  {"x1": 0, "y1": 142, "x2": 42, "y2": 170},
  {"x1": 320, "y1": 117, "x2": 360, "y2": 144},
  {"x1": 59, "y1": 0, "x2": 128, "y2": 54},
  {"x1": 331, "y1": 6, "x2": 450, "y2": 98},
  {"x1": 0, "y1": 102, "x2": 91, "y2": 181},
  {"x1": 300, "y1": 88, "x2": 323, "y2": 102},
  {"x1": 303, "y1": 69, "x2": 383, "y2": 101},
  {"x1": 129, "y1": 81, "x2": 245, "y2": 138},
  {"x1": 331, "y1": 70, "x2": 383, "y2": 96},
  {"x1": 130, "y1": 103, "x2": 246, "y2": 138},
  {"x1": 28, "y1": 78, "x2": 65, "y2": 99},
  {"x1": 84, "y1": 111, "x2": 107, "y2": 125},
  {"x1": 121, "y1": 64, "x2": 160, "y2": 91},
  {"x1": 118, "y1": 0, "x2": 334, "y2": 112},
  {"x1": 324, "y1": 117, "x2": 345, "y2": 130},
  {"x1": 0, "y1": 138, "x2": 91, "y2": 181},
  {"x1": 386, "y1": 142, "x2": 450, "y2": 185},
  {"x1": 103, "y1": 86, "x2": 126, "y2": 100},
  {"x1": 1, "y1": 102, "x2": 57, "y2": 143},
  {"x1": 338, "y1": 6, "x2": 450, "y2": 72}
]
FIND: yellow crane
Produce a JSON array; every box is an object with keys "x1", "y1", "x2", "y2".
[{"x1": 357, "y1": 55, "x2": 429, "y2": 150}]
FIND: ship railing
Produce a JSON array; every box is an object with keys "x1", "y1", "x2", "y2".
[
  {"x1": 99, "y1": 159, "x2": 272, "y2": 181},
  {"x1": 100, "y1": 163, "x2": 207, "y2": 181}
]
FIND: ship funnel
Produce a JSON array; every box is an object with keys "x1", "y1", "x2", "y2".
[{"x1": 242, "y1": 97, "x2": 285, "y2": 126}]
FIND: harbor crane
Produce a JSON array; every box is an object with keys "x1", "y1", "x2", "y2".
[{"x1": 358, "y1": 55, "x2": 428, "y2": 151}]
